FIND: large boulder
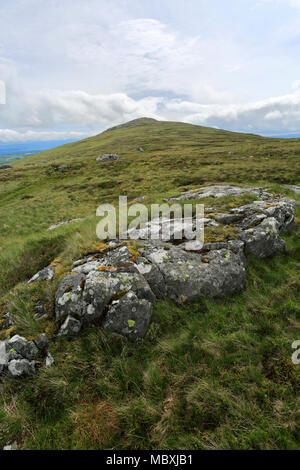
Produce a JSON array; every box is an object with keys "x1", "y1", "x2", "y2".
[{"x1": 143, "y1": 243, "x2": 246, "y2": 302}]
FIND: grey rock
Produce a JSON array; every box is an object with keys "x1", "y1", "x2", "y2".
[
  {"x1": 8, "y1": 335, "x2": 39, "y2": 360},
  {"x1": 212, "y1": 213, "x2": 243, "y2": 225},
  {"x1": 284, "y1": 185, "x2": 300, "y2": 195},
  {"x1": 231, "y1": 198, "x2": 297, "y2": 232},
  {"x1": 81, "y1": 269, "x2": 155, "y2": 323},
  {"x1": 3, "y1": 442, "x2": 18, "y2": 450},
  {"x1": 135, "y1": 258, "x2": 167, "y2": 298},
  {"x1": 45, "y1": 352, "x2": 54, "y2": 367},
  {"x1": 28, "y1": 266, "x2": 55, "y2": 284},
  {"x1": 144, "y1": 244, "x2": 246, "y2": 302},
  {"x1": 34, "y1": 333, "x2": 49, "y2": 350},
  {"x1": 164, "y1": 185, "x2": 267, "y2": 202},
  {"x1": 58, "y1": 315, "x2": 82, "y2": 336},
  {"x1": 8, "y1": 359, "x2": 35, "y2": 377},
  {"x1": 96, "y1": 154, "x2": 119, "y2": 162},
  {"x1": 137, "y1": 147, "x2": 145, "y2": 152},
  {"x1": 102, "y1": 291, "x2": 152, "y2": 342},
  {"x1": 238, "y1": 217, "x2": 286, "y2": 258},
  {"x1": 55, "y1": 273, "x2": 86, "y2": 322},
  {"x1": 48, "y1": 218, "x2": 84, "y2": 231},
  {"x1": 237, "y1": 213, "x2": 267, "y2": 230},
  {"x1": 1, "y1": 312, "x2": 14, "y2": 329}
]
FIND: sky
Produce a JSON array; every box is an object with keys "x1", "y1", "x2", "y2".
[{"x1": 1, "y1": 0, "x2": 300, "y2": 142}]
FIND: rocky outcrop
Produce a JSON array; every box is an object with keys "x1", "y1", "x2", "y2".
[
  {"x1": 96, "y1": 154, "x2": 119, "y2": 162},
  {"x1": 52, "y1": 187, "x2": 297, "y2": 344},
  {"x1": 0, "y1": 185, "x2": 298, "y2": 379}
]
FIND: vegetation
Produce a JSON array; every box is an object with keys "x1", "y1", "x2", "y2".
[{"x1": 0, "y1": 118, "x2": 299, "y2": 449}]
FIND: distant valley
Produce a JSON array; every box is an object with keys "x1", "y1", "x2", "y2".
[{"x1": 0, "y1": 139, "x2": 79, "y2": 165}]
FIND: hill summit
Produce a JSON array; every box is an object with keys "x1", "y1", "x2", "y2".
[{"x1": 104, "y1": 117, "x2": 158, "y2": 132}]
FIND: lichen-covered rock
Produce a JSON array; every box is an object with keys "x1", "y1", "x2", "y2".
[
  {"x1": 81, "y1": 269, "x2": 155, "y2": 323},
  {"x1": 28, "y1": 266, "x2": 55, "y2": 284},
  {"x1": 58, "y1": 315, "x2": 82, "y2": 336},
  {"x1": 55, "y1": 273, "x2": 86, "y2": 322},
  {"x1": 8, "y1": 335, "x2": 39, "y2": 361},
  {"x1": 96, "y1": 154, "x2": 119, "y2": 162},
  {"x1": 230, "y1": 198, "x2": 297, "y2": 232},
  {"x1": 102, "y1": 291, "x2": 152, "y2": 342},
  {"x1": 238, "y1": 217, "x2": 286, "y2": 258},
  {"x1": 144, "y1": 244, "x2": 246, "y2": 302},
  {"x1": 8, "y1": 359, "x2": 35, "y2": 377},
  {"x1": 34, "y1": 333, "x2": 49, "y2": 350}
]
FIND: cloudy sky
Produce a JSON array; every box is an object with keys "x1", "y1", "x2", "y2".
[{"x1": 1, "y1": 0, "x2": 300, "y2": 142}]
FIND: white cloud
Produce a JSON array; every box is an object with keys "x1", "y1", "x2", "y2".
[
  {"x1": 0, "y1": 88, "x2": 162, "y2": 130},
  {"x1": 164, "y1": 90, "x2": 300, "y2": 133},
  {"x1": 0, "y1": 129, "x2": 88, "y2": 143},
  {"x1": 1, "y1": 1, "x2": 300, "y2": 140}
]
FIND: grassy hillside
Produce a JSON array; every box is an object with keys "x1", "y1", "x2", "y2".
[{"x1": 0, "y1": 118, "x2": 300, "y2": 450}]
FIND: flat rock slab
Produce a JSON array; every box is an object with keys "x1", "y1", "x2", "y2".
[
  {"x1": 48, "y1": 218, "x2": 84, "y2": 231},
  {"x1": 164, "y1": 185, "x2": 272, "y2": 201},
  {"x1": 284, "y1": 185, "x2": 300, "y2": 195}
]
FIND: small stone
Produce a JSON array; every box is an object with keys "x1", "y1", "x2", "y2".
[
  {"x1": 58, "y1": 316, "x2": 82, "y2": 336},
  {"x1": 45, "y1": 352, "x2": 54, "y2": 367},
  {"x1": 8, "y1": 359, "x2": 35, "y2": 377},
  {"x1": 28, "y1": 266, "x2": 55, "y2": 284},
  {"x1": 3, "y1": 441, "x2": 18, "y2": 450},
  {"x1": 34, "y1": 333, "x2": 49, "y2": 350}
]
